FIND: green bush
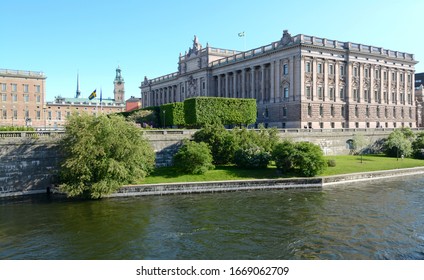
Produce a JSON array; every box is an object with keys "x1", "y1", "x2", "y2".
[
  {"x1": 126, "y1": 110, "x2": 158, "y2": 127},
  {"x1": 272, "y1": 140, "x2": 297, "y2": 173},
  {"x1": 193, "y1": 124, "x2": 239, "y2": 165},
  {"x1": 173, "y1": 140, "x2": 214, "y2": 174},
  {"x1": 0, "y1": 126, "x2": 35, "y2": 131},
  {"x1": 58, "y1": 113, "x2": 155, "y2": 199},
  {"x1": 412, "y1": 132, "x2": 424, "y2": 159},
  {"x1": 160, "y1": 102, "x2": 185, "y2": 127},
  {"x1": 327, "y1": 159, "x2": 337, "y2": 167},
  {"x1": 234, "y1": 126, "x2": 279, "y2": 153},
  {"x1": 184, "y1": 97, "x2": 256, "y2": 126},
  {"x1": 234, "y1": 144, "x2": 271, "y2": 169},
  {"x1": 272, "y1": 140, "x2": 327, "y2": 177}
]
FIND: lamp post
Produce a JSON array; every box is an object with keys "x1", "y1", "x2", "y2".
[{"x1": 163, "y1": 110, "x2": 166, "y2": 128}]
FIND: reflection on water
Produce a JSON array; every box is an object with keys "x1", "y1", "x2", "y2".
[{"x1": 1, "y1": 176, "x2": 424, "y2": 260}]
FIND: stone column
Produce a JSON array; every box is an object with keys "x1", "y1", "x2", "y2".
[
  {"x1": 270, "y1": 61, "x2": 275, "y2": 103},
  {"x1": 276, "y1": 60, "x2": 281, "y2": 103},
  {"x1": 241, "y1": 69, "x2": 246, "y2": 98},
  {"x1": 250, "y1": 67, "x2": 255, "y2": 99},
  {"x1": 261, "y1": 65, "x2": 266, "y2": 103},
  {"x1": 312, "y1": 59, "x2": 317, "y2": 101},
  {"x1": 225, "y1": 73, "x2": 229, "y2": 98},
  {"x1": 324, "y1": 59, "x2": 328, "y2": 102},
  {"x1": 370, "y1": 65, "x2": 374, "y2": 103},
  {"x1": 233, "y1": 71, "x2": 237, "y2": 98},
  {"x1": 216, "y1": 75, "x2": 221, "y2": 97},
  {"x1": 334, "y1": 61, "x2": 339, "y2": 103}
]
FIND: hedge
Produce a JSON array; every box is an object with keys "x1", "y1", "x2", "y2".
[
  {"x1": 184, "y1": 97, "x2": 257, "y2": 126},
  {"x1": 160, "y1": 102, "x2": 185, "y2": 127}
]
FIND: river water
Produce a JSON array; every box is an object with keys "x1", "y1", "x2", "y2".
[{"x1": 1, "y1": 176, "x2": 424, "y2": 260}]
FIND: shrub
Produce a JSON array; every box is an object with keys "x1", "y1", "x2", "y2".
[
  {"x1": 193, "y1": 124, "x2": 238, "y2": 165},
  {"x1": 160, "y1": 102, "x2": 185, "y2": 127},
  {"x1": 234, "y1": 126, "x2": 279, "y2": 153},
  {"x1": 184, "y1": 97, "x2": 256, "y2": 126},
  {"x1": 272, "y1": 140, "x2": 297, "y2": 173},
  {"x1": 126, "y1": 109, "x2": 158, "y2": 128},
  {"x1": 327, "y1": 159, "x2": 337, "y2": 167},
  {"x1": 234, "y1": 144, "x2": 271, "y2": 169},
  {"x1": 58, "y1": 113, "x2": 155, "y2": 199},
  {"x1": 272, "y1": 140, "x2": 327, "y2": 177},
  {"x1": 173, "y1": 140, "x2": 214, "y2": 174}
]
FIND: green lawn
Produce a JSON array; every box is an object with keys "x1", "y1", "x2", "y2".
[{"x1": 139, "y1": 155, "x2": 424, "y2": 185}]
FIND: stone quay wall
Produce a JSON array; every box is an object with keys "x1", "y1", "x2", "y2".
[{"x1": 0, "y1": 128, "x2": 404, "y2": 197}]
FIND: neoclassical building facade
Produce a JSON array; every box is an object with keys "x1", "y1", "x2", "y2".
[{"x1": 140, "y1": 31, "x2": 417, "y2": 129}]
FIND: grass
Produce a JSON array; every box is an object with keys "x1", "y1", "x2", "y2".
[{"x1": 139, "y1": 155, "x2": 424, "y2": 185}]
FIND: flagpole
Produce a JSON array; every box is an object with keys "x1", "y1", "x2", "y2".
[{"x1": 100, "y1": 87, "x2": 103, "y2": 112}]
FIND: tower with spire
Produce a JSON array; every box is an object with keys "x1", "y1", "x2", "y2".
[
  {"x1": 113, "y1": 66, "x2": 125, "y2": 103},
  {"x1": 75, "y1": 72, "x2": 81, "y2": 98}
]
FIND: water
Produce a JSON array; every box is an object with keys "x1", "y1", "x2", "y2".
[{"x1": 1, "y1": 176, "x2": 424, "y2": 260}]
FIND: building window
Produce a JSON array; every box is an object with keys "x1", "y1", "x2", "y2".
[
  {"x1": 308, "y1": 104, "x2": 312, "y2": 117},
  {"x1": 283, "y1": 64, "x2": 289, "y2": 75},
  {"x1": 401, "y1": 108, "x2": 404, "y2": 118},
  {"x1": 340, "y1": 65, "x2": 345, "y2": 76},
  {"x1": 400, "y1": 73, "x2": 404, "y2": 82},
  {"x1": 353, "y1": 67, "x2": 358, "y2": 77},
  {"x1": 35, "y1": 85, "x2": 40, "y2": 93},
  {"x1": 282, "y1": 107, "x2": 287, "y2": 117},
  {"x1": 1, "y1": 83, "x2": 6, "y2": 92},
  {"x1": 409, "y1": 108, "x2": 412, "y2": 118},
  {"x1": 341, "y1": 105, "x2": 345, "y2": 117},
  {"x1": 57, "y1": 111, "x2": 62, "y2": 120},
  {"x1": 340, "y1": 87, "x2": 345, "y2": 100},
  {"x1": 385, "y1": 107, "x2": 388, "y2": 118},
  {"x1": 329, "y1": 88, "x2": 334, "y2": 100},
  {"x1": 36, "y1": 111, "x2": 41, "y2": 120},
  {"x1": 377, "y1": 106, "x2": 380, "y2": 118},
  {"x1": 24, "y1": 94, "x2": 29, "y2": 103},
  {"x1": 306, "y1": 62, "x2": 311, "y2": 73},
  {"x1": 13, "y1": 110, "x2": 17, "y2": 120},
  {"x1": 2, "y1": 94, "x2": 6, "y2": 102},
  {"x1": 320, "y1": 122, "x2": 324, "y2": 129},
  {"x1": 330, "y1": 105, "x2": 335, "y2": 117},
  {"x1": 365, "y1": 68, "x2": 369, "y2": 78},
  {"x1": 284, "y1": 87, "x2": 289, "y2": 100},
  {"x1": 366, "y1": 106, "x2": 370, "y2": 117},
  {"x1": 393, "y1": 107, "x2": 396, "y2": 118},
  {"x1": 329, "y1": 64, "x2": 334, "y2": 75},
  {"x1": 384, "y1": 92, "x2": 388, "y2": 104},
  {"x1": 383, "y1": 71, "x2": 387, "y2": 81},
  {"x1": 317, "y1": 63, "x2": 323, "y2": 74},
  {"x1": 36, "y1": 95, "x2": 41, "y2": 103},
  {"x1": 392, "y1": 92, "x2": 396, "y2": 104},
  {"x1": 319, "y1": 105, "x2": 323, "y2": 117},
  {"x1": 375, "y1": 69, "x2": 380, "y2": 78},
  {"x1": 11, "y1": 84, "x2": 17, "y2": 92},
  {"x1": 355, "y1": 106, "x2": 359, "y2": 117},
  {"x1": 331, "y1": 122, "x2": 335, "y2": 128},
  {"x1": 12, "y1": 94, "x2": 17, "y2": 102},
  {"x1": 355, "y1": 122, "x2": 359, "y2": 128},
  {"x1": 23, "y1": 84, "x2": 29, "y2": 93},
  {"x1": 2, "y1": 109, "x2": 7, "y2": 119},
  {"x1": 364, "y1": 90, "x2": 369, "y2": 102},
  {"x1": 392, "y1": 72, "x2": 396, "y2": 81},
  {"x1": 318, "y1": 87, "x2": 323, "y2": 100},
  {"x1": 48, "y1": 111, "x2": 52, "y2": 120},
  {"x1": 306, "y1": 86, "x2": 311, "y2": 100},
  {"x1": 353, "y1": 89, "x2": 359, "y2": 102}
]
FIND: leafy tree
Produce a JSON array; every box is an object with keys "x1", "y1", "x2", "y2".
[
  {"x1": 173, "y1": 140, "x2": 214, "y2": 174},
  {"x1": 412, "y1": 132, "x2": 424, "y2": 159},
  {"x1": 384, "y1": 129, "x2": 413, "y2": 160},
  {"x1": 352, "y1": 133, "x2": 368, "y2": 163},
  {"x1": 234, "y1": 143, "x2": 271, "y2": 169},
  {"x1": 59, "y1": 113, "x2": 155, "y2": 199}
]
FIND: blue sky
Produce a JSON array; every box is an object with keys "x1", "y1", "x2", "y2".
[{"x1": 2, "y1": 0, "x2": 424, "y2": 102}]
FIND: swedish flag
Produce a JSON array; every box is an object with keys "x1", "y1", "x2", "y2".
[{"x1": 88, "y1": 89, "x2": 97, "y2": 100}]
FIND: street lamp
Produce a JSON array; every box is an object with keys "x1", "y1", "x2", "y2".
[{"x1": 163, "y1": 110, "x2": 166, "y2": 128}]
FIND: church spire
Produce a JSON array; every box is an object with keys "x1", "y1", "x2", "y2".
[{"x1": 75, "y1": 72, "x2": 81, "y2": 98}]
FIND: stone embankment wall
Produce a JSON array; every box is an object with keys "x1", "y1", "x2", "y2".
[
  {"x1": 0, "y1": 128, "x2": 399, "y2": 197},
  {"x1": 0, "y1": 132, "x2": 62, "y2": 196}
]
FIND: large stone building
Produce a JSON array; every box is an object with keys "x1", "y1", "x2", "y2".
[
  {"x1": 140, "y1": 30, "x2": 418, "y2": 129},
  {"x1": 0, "y1": 69, "x2": 46, "y2": 127}
]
